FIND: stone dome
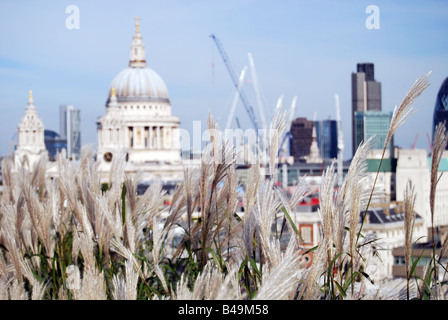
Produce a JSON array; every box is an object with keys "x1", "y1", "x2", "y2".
[
  {"x1": 106, "y1": 17, "x2": 170, "y2": 105},
  {"x1": 108, "y1": 67, "x2": 170, "y2": 104}
]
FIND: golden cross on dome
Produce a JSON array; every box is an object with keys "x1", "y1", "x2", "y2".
[
  {"x1": 111, "y1": 87, "x2": 116, "y2": 97},
  {"x1": 29, "y1": 90, "x2": 33, "y2": 99},
  {"x1": 135, "y1": 16, "x2": 140, "y2": 33}
]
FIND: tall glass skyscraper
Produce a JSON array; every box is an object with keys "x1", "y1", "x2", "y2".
[
  {"x1": 354, "y1": 111, "x2": 393, "y2": 154},
  {"x1": 315, "y1": 120, "x2": 338, "y2": 160},
  {"x1": 60, "y1": 105, "x2": 81, "y2": 160},
  {"x1": 433, "y1": 77, "x2": 448, "y2": 149},
  {"x1": 351, "y1": 63, "x2": 382, "y2": 156}
]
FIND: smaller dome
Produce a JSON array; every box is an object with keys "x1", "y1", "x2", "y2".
[{"x1": 108, "y1": 67, "x2": 170, "y2": 104}]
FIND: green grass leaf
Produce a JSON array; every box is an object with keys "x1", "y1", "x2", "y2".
[
  {"x1": 281, "y1": 206, "x2": 303, "y2": 242},
  {"x1": 206, "y1": 247, "x2": 223, "y2": 270}
]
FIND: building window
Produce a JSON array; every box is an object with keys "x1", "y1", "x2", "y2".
[
  {"x1": 394, "y1": 256, "x2": 405, "y2": 265},
  {"x1": 299, "y1": 225, "x2": 313, "y2": 244},
  {"x1": 144, "y1": 126, "x2": 149, "y2": 147},
  {"x1": 129, "y1": 126, "x2": 134, "y2": 147}
]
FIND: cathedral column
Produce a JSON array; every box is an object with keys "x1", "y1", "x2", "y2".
[
  {"x1": 98, "y1": 128, "x2": 102, "y2": 147},
  {"x1": 136, "y1": 127, "x2": 142, "y2": 148},
  {"x1": 124, "y1": 126, "x2": 129, "y2": 149},
  {"x1": 166, "y1": 126, "x2": 172, "y2": 148},
  {"x1": 162, "y1": 126, "x2": 167, "y2": 149},
  {"x1": 172, "y1": 126, "x2": 179, "y2": 149},
  {"x1": 156, "y1": 126, "x2": 161, "y2": 149}
]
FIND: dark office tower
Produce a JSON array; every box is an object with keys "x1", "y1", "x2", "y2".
[
  {"x1": 44, "y1": 130, "x2": 67, "y2": 161},
  {"x1": 357, "y1": 63, "x2": 375, "y2": 81},
  {"x1": 315, "y1": 120, "x2": 338, "y2": 160},
  {"x1": 433, "y1": 77, "x2": 448, "y2": 149},
  {"x1": 351, "y1": 62, "x2": 382, "y2": 156},
  {"x1": 289, "y1": 117, "x2": 314, "y2": 162}
]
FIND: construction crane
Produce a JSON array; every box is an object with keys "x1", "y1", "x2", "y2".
[
  {"x1": 335, "y1": 94, "x2": 344, "y2": 187},
  {"x1": 248, "y1": 52, "x2": 267, "y2": 132},
  {"x1": 225, "y1": 66, "x2": 247, "y2": 130},
  {"x1": 411, "y1": 133, "x2": 419, "y2": 149},
  {"x1": 278, "y1": 96, "x2": 297, "y2": 160},
  {"x1": 210, "y1": 34, "x2": 259, "y2": 133},
  {"x1": 275, "y1": 94, "x2": 284, "y2": 111}
]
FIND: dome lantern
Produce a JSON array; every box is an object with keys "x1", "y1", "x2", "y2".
[
  {"x1": 27, "y1": 90, "x2": 36, "y2": 109},
  {"x1": 129, "y1": 16, "x2": 146, "y2": 68}
]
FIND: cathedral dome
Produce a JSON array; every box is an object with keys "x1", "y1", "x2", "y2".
[
  {"x1": 106, "y1": 17, "x2": 170, "y2": 105},
  {"x1": 108, "y1": 67, "x2": 169, "y2": 103}
]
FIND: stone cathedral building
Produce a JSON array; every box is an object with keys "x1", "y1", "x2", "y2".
[
  {"x1": 13, "y1": 91, "x2": 48, "y2": 169},
  {"x1": 96, "y1": 18, "x2": 183, "y2": 182}
]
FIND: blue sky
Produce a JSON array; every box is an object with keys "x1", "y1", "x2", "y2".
[{"x1": 0, "y1": 0, "x2": 447, "y2": 160}]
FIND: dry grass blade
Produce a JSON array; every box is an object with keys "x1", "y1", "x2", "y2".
[
  {"x1": 318, "y1": 162, "x2": 338, "y2": 253},
  {"x1": 429, "y1": 121, "x2": 448, "y2": 293},
  {"x1": 255, "y1": 253, "x2": 300, "y2": 300},
  {"x1": 430, "y1": 121, "x2": 448, "y2": 229},
  {"x1": 268, "y1": 109, "x2": 287, "y2": 178},
  {"x1": 387, "y1": 72, "x2": 431, "y2": 146},
  {"x1": 404, "y1": 180, "x2": 417, "y2": 300},
  {"x1": 111, "y1": 274, "x2": 127, "y2": 300}
]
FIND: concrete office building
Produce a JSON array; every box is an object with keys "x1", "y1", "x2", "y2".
[
  {"x1": 360, "y1": 206, "x2": 426, "y2": 283},
  {"x1": 395, "y1": 149, "x2": 448, "y2": 231}
]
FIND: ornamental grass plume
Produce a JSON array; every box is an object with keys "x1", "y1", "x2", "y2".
[
  {"x1": 255, "y1": 252, "x2": 301, "y2": 300},
  {"x1": 403, "y1": 181, "x2": 417, "y2": 300},
  {"x1": 111, "y1": 274, "x2": 127, "y2": 300},
  {"x1": 8, "y1": 280, "x2": 28, "y2": 300},
  {"x1": 124, "y1": 259, "x2": 140, "y2": 300},
  {"x1": 364, "y1": 72, "x2": 431, "y2": 231},
  {"x1": 268, "y1": 107, "x2": 287, "y2": 178},
  {"x1": 253, "y1": 178, "x2": 282, "y2": 269},
  {"x1": 430, "y1": 122, "x2": 448, "y2": 242},
  {"x1": 387, "y1": 72, "x2": 431, "y2": 146},
  {"x1": 77, "y1": 268, "x2": 107, "y2": 300},
  {"x1": 427, "y1": 121, "x2": 448, "y2": 297},
  {"x1": 173, "y1": 261, "x2": 242, "y2": 300},
  {"x1": 316, "y1": 137, "x2": 379, "y2": 299}
]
